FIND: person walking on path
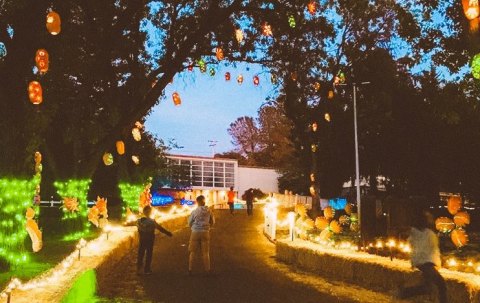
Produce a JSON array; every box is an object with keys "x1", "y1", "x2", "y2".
[
  {"x1": 188, "y1": 195, "x2": 215, "y2": 274},
  {"x1": 136, "y1": 205, "x2": 173, "y2": 275},
  {"x1": 227, "y1": 187, "x2": 236, "y2": 215},
  {"x1": 244, "y1": 188, "x2": 254, "y2": 216},
  {"x1": 397, "y1": 209, "x2": 447, "y2": 303}
]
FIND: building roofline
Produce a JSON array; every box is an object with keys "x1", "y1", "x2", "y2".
[{"x1": 167, "y1": 154, "x2": 238, "y2": 162}]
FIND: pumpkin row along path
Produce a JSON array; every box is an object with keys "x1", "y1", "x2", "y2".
[{"x1": 97, "y1": 209, "x2": 398, "y2": 303}]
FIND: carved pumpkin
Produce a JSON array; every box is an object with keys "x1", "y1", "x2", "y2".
[
  {"x1": 46, "y1": 11, "x2": 61, "y2": 35},
  {"x1": 447, "y1": 196, "x2": 462, "y2": 215},
  {"x1": 315, "y1": 216, "x2": 329, "y2": 230},
  {"x1": 435, "y1": 217, "x2": 455, "y2": 233},
  {"x1": 324, "y1": 206, "x2": 334, "y2": 219},
  {"x1": 454, "y1": 211, "x2": 470, "y2": 227},
  {"x1": 451, "y1": 228, "x2": 469, "y2": 247},
  {"x1": 35, "y1": 49, "x2": 49, "y2": 73},
  {"x1": 28, "y1": 81, "x2": 43, "y2": 105},
  {"x1": 116, "y1": 141, "x2": 125, "y2": 155}
]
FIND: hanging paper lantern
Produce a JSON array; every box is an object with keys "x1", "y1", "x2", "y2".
[
  {"x1": 324, "y1": 113, "x2": 331, "y2": 122},
  {"x1": 330, "y1": 220, "x2": 342, "y2": 234},
  {"x1": 328, "y1": 90, "x2": 334, "y2": 99},
  {"x1": 172, "y1": 92, "x2": 181, "y2": 106},
  {"x1": 253, "y1": 75, "x2": 260, "y2": 86},
  {"x1": 132, "y1": 155, "x2": 140, "y2": 165},
  {"x1": 46, "y1": 11, "x2": 61, "y2": 35},
  {"x1": 103, "y1": 152, "x2": 113, "y2": 166},
  {"x1": 291, "y1": 72, "x2": 298, "y2": 81},
  {"x1": 216, "y1": 47, "x2": 224, "y2": 61},
  {"x1": 225, "y1": 72, "x2": 231, "y2": 81},
  {"x1": 135, "y1": 121, "x2": 143, "y2": 129},
  {"x1": 435, "y1": 217, "x2": 455, "y2": 233},
  {"x1": 471, "y1": 53, "x2": 480, "y2": 79},
  {"x1": 310, "y1": 173, "x2": 315, "y2": 182},
  {"x1": 237, "y1": 74, "x2": 244, "y2": 85},
  {"x1": 0, "y1": 42, "x2": 6, "y2": 59},
  {"x1": 314, "y1": 82, "x2": 321, "y2": 92},
  {"x1": 454, "y1": 211, "x2": 471, "y2": 227},
  {"x1": 28, "y1": 81, "x2": 43, "y2": 105},
  {"x1": 197, "y1": 59, "x2": 206, "y2": 73},
  {"x1": 262, "y1": 22, "x2": 273, "y2": 36},
  {"x1": 132, "y1": 127, "x2": 141, "y2": 141},
  {"x1": 288, "y1": 15, "x2": 296, "y2": 28},
  {"x1": 339, "y1": 215, "x2": 350, "y2": 226},
  {"x1": 35, "y1": 49, "x2": 49, "y2": 74},
  {"x1": 324, "y1": 206, "x2": 335, "y2": 219},
  {"x1": 463, "y1": 0, "x2": 480, "y2": 20},
  {"x1": 312, "y1": 122, "x2": 318, "y2": 132},
  {"x1": 209, "y1": 67, "x2": 216, "y2": 76},
  {"x1": 116, "y1": 141, "x2": 125, "y2": 155},
  {"x1": 235, "y1": 29, "x2": 244, "y2": 43},
  {"x1": 315, "y1": 216, "x2": 329, "y2": 230},
  {"x1": 271, "y1": 74, "x2": 277, "y2": 84},
  {"x1": 307, "y1": 1, "x2": 317, "y2": 14},
  {"x1": 311, "y1": 144, "x2": 317, "y2": 153},
  {"x1": 451, "y1": 228, "x2": 469, "y2": 247},
  {"x1": 447, "y1": 196, "x2": 462, "y2": 215}
]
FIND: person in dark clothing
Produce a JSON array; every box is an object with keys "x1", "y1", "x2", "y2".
[
  {"x1": 136, "y1": 205, "x2": 173, "y2": 275},
  {"x1": 244, "y1": 189, "x2": 254, "y2": 216}
]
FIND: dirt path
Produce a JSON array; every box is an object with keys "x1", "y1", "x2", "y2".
[{"x1": 97, "y1": 209, "x2": 398, "y2": 303}]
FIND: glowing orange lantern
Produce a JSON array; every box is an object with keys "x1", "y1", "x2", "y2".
[
  {"x1": 237, "y1": 74, "x2": 244, "y2": 85},
  {"x1": 172, "y1": 92, "x2": 181, "y2": 106},
  {"x1": 35, "y1": 49, "x2": 49, "y2": 73},
  {"x1": 34, "y1": 151, "x2": 42, "y2": 165},
  {"x1": 253, "y1": 75, "x2": 260, "y2": 86},
  {"x1": 216, "y1": 47, "x2": 224, "y2": 61},
  {"x1": 330, "y1": 220, "x2": 342, "y2": 234},
  {"x1": 451, "y1": 228, "x2": 469, "y2": 247},
  {"x1": 463, "y1": 0, "x2": 480, "y2": 20},
  {"x1": 315, "y1": 216, "x2": 329, "y2": 230},
  {"x1": 447, "y1": 196, "x2": 462, "y2": 215},
  {"x1": 225, "y1": 72, "x2": 231, "y2": 81},
  {"x1": 435, "y1": 217, "x2": 455, "y2": 233},
  {"x1": 291, "y1": 72, "x2": 297, "y2": 81},
  {"x1": 308, "y1": 1, "x2": 317, "y2": 14},
  {"x1": 454, "y1": 211, "x2": 470, "y2": 227},
  {"x1": 132, "y1": 155, "x2": 140, "y2": 165},
  {"x1": 312, "y1": 122, "x2": 318, "y2": 132},
  {"x1": 28, "y1": 81, "x2": 43, "y2": 105},
  {"x1": 324, "y1": 206, "x2": 334, "y2": 219},
  {"x1": 262, "y1": 22, "x2": 272, "y2": 36},
  {"x1": 116, "y1": 141, "x2": 125, "y2": 155},
  {"x1": 310, "y1": 173, "x2": 315, "y2": 182},
  {"x1": 46, "y1": 11, "x2": 61, "y2": 35},
  {"x1": 103, "y1": 152, "x2": 113, "y2": 166},
  {"x1": 314, "y1": 82, "x2": 321, "y2": 92},
  {"x1": 328, "y1": 90, "x2": 334, "y2": 99},
  {"x1": 324, "y1": 113, "x2": 331, "y2": 122},
  {"x1": 132, "y1": 127, "x2": 141, "y2": 141}
]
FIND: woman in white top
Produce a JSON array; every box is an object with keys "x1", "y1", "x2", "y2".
[{"x1": 397, "y1": 210, "x2": 447, "y2": 303}]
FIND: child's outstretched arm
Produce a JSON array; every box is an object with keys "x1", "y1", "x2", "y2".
[{"x1": 155, "y1": 222, "x2": 173, "y2": 237}]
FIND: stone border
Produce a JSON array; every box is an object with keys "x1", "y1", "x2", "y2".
[
  {"x1": 276, "y1": 239, "x2": 480, "y2": 303},
  {"x1": 5, "y1": 214, "x2": 188, "y2": 303}
]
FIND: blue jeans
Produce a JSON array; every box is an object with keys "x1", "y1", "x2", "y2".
[{"x1": 399, "y1": 262, "x2": 447, "y2": 303}]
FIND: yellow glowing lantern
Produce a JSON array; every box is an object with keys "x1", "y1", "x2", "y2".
[
  {"x1": 116, "y1": 141, "x2": 125, "y2": 155},
  {"x1": 328, "y1": 90, "x2": 334, "y2": 99},
  {"x1": 435, "y1": 217, "x2": 455, "y2": 233},
  {"x1": 135, "y1": 121, "x2": 143, "y2": 129},
  {"x1": 132, "y1": 155, "x2": 140, "y2": 165},
  {"x1": 28, "y1": 81, "x2": 43, "y2": 105},
  {"x1": 311, "y1": 144, "x2": 317, "y2": 152},
  {"x1": 35, "y1": 49, "x2": 49, "y2": 73},
  {"x1": 172, "y1": 92, "x2": 181, "y2": 106},
  {"x1": 447, "y1": 196, "x2": 462, "y2": 215},
  {"x1": 324, "y1": 113, "x2": 331, "y2": 122},
  {"x1": 262, "y1": 22, "x2": 272, "y2": 36},
  {"x1": 454, "y1": 211, "x2": 470, "y2": 227},
  {"x1": 253, "y1": 75, "x2": 260, "y2": 86},
  {"x1": 103, "y1": 152, "x2": 113, "y2": 166},
  {"x1": 310, "y1": 173, "x2": 315, "y2": 182},
  {"x1": 132, "y1": 127, "x2": 141, "y2": 141},
  {"x1": 330, "y1": 220, "x2": 342, "y2": 234},
  {"x1": 235, "y1": 29, "x2": 244, "y2": 43},
  {"x1": 216, "y1": 47, "x2": 224, "y2": 61},
  {"x1": 324, "y1": 206, "x2": 334, "y2": 219},
  {"x1": 463, "y1": 0, "x2": 480, "y2": 20},
  {"x1": 34, "y1": 151, "x2": 42, "y2": 165},
  {"x1": 315, "y1": 216, "x2": 329, "y2": 230},
  {"x1": 291, "y1": 72, "x2": 297, "y2": 81},
  {"x1": 312, "y1": 122, "x2": 318, "y2": 132},
  {"x1": 451, "y1": 228, "x2": 469, "y2": 247},
  {"x1": 314, "y1": 82, "x2": 321, "y2": 92},
  {"x1": 46, "y1": 11, "x2": 61, "y2": 35},
  {"x1": 237, "y1": 74, "x2": 244, "y2": 85}
]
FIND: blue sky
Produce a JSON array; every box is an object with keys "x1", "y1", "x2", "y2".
[{"x1": 145, "y1": 63, "x2": 277, "y2": 156}]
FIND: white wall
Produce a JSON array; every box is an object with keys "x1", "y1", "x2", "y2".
[{"x1": 237, "y1": 166, "x2": 280, "y2": 197}]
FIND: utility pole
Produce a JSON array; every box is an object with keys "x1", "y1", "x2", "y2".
[{"x1": 208, "y1": 140, "x2": 218, "y2": 157}]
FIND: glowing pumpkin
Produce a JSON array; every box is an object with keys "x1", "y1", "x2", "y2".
[
  {"x1": 435, "y1": 217, "x2": 455, "y2": 233},
  {"x1": 28, "y1": 81, "x2": 43, "y2": 105},
  {"x1": 308, "y1": 1, "x2": 317, "y2": 14},
  {"x1": 463, "y1": 0, "x2": 480, "y2": 20},
  {"x1": 225, "y1": 72, "x2": 231, "y2": 81},
  {"x1": 132, "y1": 127, "x2": 141, "y2": 141},
  {"x1": 454, "y1": 211, "x2": 470, "y2": 227},
  {"x1": 35, "y1": 49, "x2": 49, "y2": 73},
  {"x1": 103, "y1": 152, "x2": 113, "y2": 166},
  {"x1": 451, "y1": 228, "x2": 469, "y2": 247},
  {"x1": 330, "y1": 220, "x2": 342, "y2": 234},
  {"x1": 216, "y1": 47, "x2": 224, "y2": 61},
  {"x1": 116, "y1": 141, "x2": 125, "y2": 155},
  {"x1": 237, "y1": 74, "x2": 244, "y2": 85},
  {"x1": 46, "y1": 11, "x2": 61, "y2": 35},
  {"x1": 324, "y1": 206, "x2": 334, "y2": 219},
  {"x1": 172, "y1": 92, "x2": 181, "y2": 106},
  {"x1": 447, "y1": 196, "x2": 462, "y2": 215},
  {"x1": 253, "y1": 75, "x2": 260, "y2": 86},
  {"x1": 315, "y1": 216, "x2": 329, "y2": 230}
]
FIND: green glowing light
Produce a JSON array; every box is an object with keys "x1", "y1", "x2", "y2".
[
  {"x1": 472, "y1": 53, "x2": 480, "y2": 79},
  {"x1": 61, "y1": 269, "x2": 97, "y2": 303},
  {"x1": 118, "y1": 182, "x2": 143, "y2": 216}
]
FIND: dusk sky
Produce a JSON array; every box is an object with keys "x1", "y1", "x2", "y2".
[{"x1": 145, "y1": 63, "x2": 277, "y2": 157}]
